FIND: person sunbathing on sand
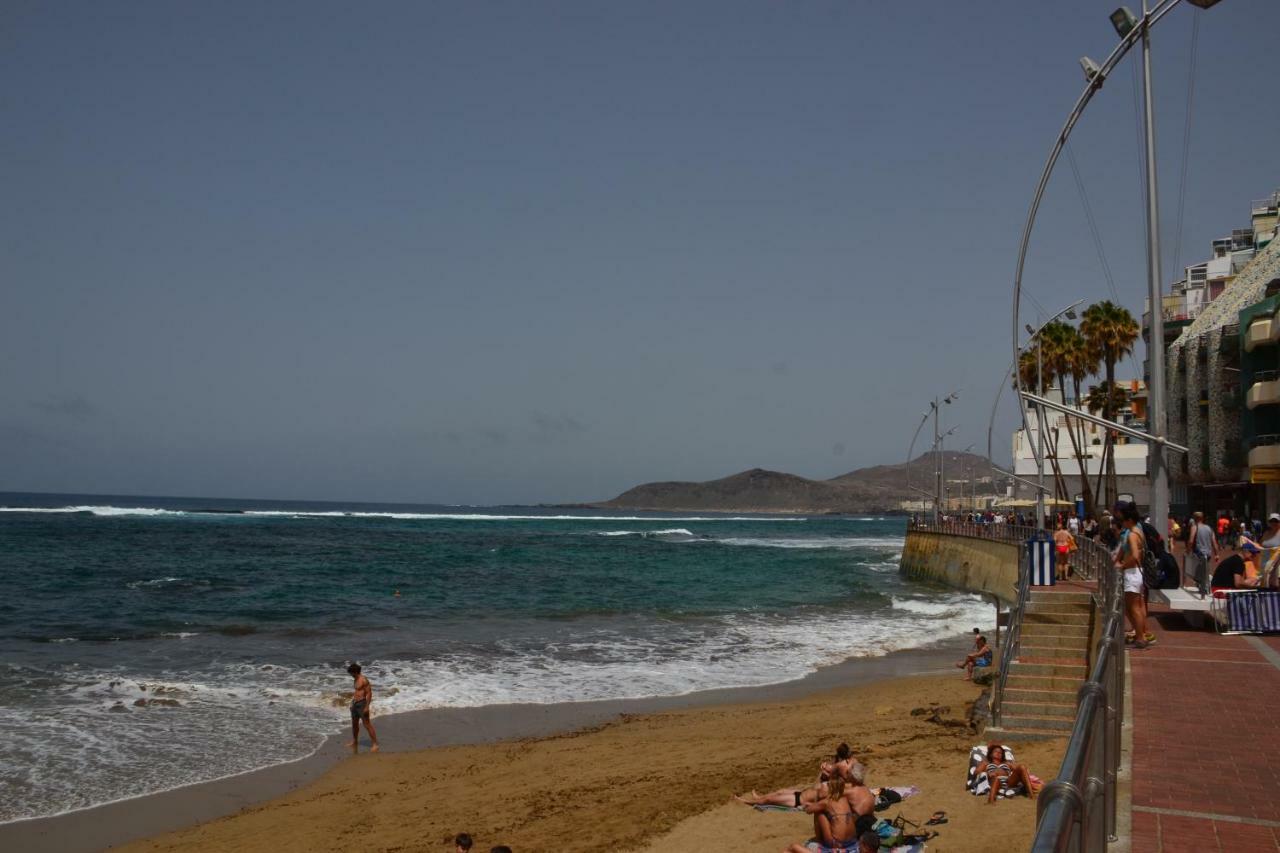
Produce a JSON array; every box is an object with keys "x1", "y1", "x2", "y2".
[
  {"x1": 974, "y1": 744, "x2": 1034, "y2": 803},
  {"x1": 735, "y1": 744, "x2": 856, "y2": 808},
  {"x1": 782, "y1": 764, "x2": 876, "y2": 853}
]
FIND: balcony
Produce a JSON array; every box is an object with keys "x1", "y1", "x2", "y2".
[
  {"x1": 1245, "y1": 315, "x2": 1279, "y2": 352},
  {"x1": 1249, "y1": 435, "x2": 1280, "y2": 468},
  {"x1": 1247, "y1": 371, "x2": 1280, "y2": 409}
]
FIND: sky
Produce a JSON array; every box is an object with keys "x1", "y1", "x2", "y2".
[{"x1": 3, "y1": 0, "x2": 1278, "y2": 505}]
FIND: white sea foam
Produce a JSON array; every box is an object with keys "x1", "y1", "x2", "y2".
[
  {"x1": 2, "y1": 587, "x2": 982, "y2": 824},
  {"x1": 125, "y1": 577, "x2": 184, "y2": 589},
  {"x1": 0, "y1": 505, "x2": 184, "y2": 517},
  {"x1": 711, "y1": 535, "x2": 904, "y2": 551},
  {"x1": 0, "y1": 505, "x2": 808, "y2": 522},
  {"x1": 593, "y1": 528, "x2": 695, "y2": 538}
]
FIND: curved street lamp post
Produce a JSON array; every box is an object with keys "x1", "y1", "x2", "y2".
[{"x1": 1011, "y1": 0, "x2": 1217, "y2": 535}]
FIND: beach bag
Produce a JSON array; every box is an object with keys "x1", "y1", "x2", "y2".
[
  {"x1": 1156, "y1": 552, "x2": 1180, "y2": 589},
  {"x1": 874, "y1": 788, "x2": 903, "y2": 811},
  {"x1": 1133, "y1": 528, "x2": 1161, "y2": 589},
  {"x1": 1139, "y1": 521, "x2": 1168, "y2": 559}
]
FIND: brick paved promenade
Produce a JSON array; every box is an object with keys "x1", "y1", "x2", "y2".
[{"x1": 1127, "y1": 606, "x2": 1280, "y2": 852}]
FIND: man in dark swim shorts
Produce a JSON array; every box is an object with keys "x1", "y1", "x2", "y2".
[{"x1": 347, "y1": 662, "x2": 379, "y2": 752}]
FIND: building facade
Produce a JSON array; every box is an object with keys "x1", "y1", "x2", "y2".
[{"x1": 1162, "y1": 190, "x2": 1280, "y2": 518}]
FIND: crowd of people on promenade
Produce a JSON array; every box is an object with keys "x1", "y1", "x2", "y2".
[{"x1": 916, "y1": 500, "x2": 1280, "y2": 650}]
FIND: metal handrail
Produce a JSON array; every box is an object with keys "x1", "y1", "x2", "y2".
[
  {"x1": 905, "y1": 519, "x2": 1108, "y2": 583},
  {"x1": 1032, "y1": 538, "x2": 1125, "y2": 852},
  {"x1": 992, "y1": 536, "x2": 1033, "y2": 727}
]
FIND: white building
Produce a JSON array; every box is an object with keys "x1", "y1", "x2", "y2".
[{"x1": 1011, "y1": 382, "x2": 1150, "y2": 510}]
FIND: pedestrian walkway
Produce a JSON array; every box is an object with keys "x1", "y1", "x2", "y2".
[{"x1": 1127, "y1": 605, "x2": 1280, "y2": 851}]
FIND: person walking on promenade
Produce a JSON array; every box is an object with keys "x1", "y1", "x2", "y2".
[
  {"x1": 1188, "y1": 512, "x2": 1218, "y2": 599},
  {"x1": 1117, "y1": 505, "x2": 1151, "y2": 650},
  {"x1": 1053, "y1": 523, "x2": 1073, "y2": 581},
  {"x1": 346, "y1": 662, "x2": 380, "y2": 752}
]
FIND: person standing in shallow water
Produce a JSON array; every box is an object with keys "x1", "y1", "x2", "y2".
[{"x1": 347, "y1": 663, "x2": 379, "y2": 752}]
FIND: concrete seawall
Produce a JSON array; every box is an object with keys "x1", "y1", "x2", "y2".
[{"x1": 899, "y1": 528, "x2": 1020, "y2": 605}]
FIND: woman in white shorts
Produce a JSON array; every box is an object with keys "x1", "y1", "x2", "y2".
[{"x1": 1116, "y1": 506, "x2": 1151, "y2": 650}]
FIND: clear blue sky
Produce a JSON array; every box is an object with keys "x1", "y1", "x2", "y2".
[{"x1": 3, "y1": 1, "x2": 1277, "y2": 504}]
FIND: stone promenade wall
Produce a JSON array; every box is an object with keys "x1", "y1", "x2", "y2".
[{"x1": 899, "y1": 529, "x2": 1020, "y2": 605}]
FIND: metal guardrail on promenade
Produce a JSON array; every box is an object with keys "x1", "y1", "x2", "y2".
[
  {"x1": 1032, "y1": 535, "x2": 1124, "y2": 852},
  {"x1": 905, "y1": 519, "x2": 1107, "y2": 582}
]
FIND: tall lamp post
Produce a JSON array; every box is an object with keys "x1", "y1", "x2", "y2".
[
  {"x1": 933, "y1": 392, "x2": 959, "y2": 523},
  {"x1": 1010, "y1": 0, "x2": 1225, "y2": 535},
  {"x1": 1011, "y1": 6, "x2": 1228, "y2": 848}
]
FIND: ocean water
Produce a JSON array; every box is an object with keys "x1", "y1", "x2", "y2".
[{"x1": 0, "y1": 492, "x2": 988, "y2": 824}]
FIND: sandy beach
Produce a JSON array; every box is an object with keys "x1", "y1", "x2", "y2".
[{"x1": 102, "y1": 670, "x2": 1063, "y2": 853}]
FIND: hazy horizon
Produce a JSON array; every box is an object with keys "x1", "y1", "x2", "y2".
[{"x1": 5, "y1": 1, "x2": 1278, "y2": 504}]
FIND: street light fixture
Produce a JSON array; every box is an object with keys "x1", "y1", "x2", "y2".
[
  {"x1": 1109, "y1": 7, "x2": 1139, "y2": 37},
  {"x1": 1079, "y1": 56, "x2": 1102, "y2": 82}
]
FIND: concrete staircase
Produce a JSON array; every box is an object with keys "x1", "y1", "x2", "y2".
[{"x1": 989, "y1": 589, "x2": 1094, "y2": 739}]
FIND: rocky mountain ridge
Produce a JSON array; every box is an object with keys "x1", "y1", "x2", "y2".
[{"x1": 596, "y1": 451, "x2": 997, "y2": 514}]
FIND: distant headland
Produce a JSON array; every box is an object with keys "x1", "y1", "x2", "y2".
[{"x1": 581, "y1": 451, "x2": 996, "y2": 514}]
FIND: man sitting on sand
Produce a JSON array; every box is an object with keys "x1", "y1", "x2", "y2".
[
  {"x1": 346, "y1": 662, "x2": 379, "y2": 752},
  {"x1": 783, "y1": 763, "x2": 875, "y2": 853},
  {"x1": 735, "y1": 744, "x2": 857, "y2": 809},
  {"x1": 954, "y1": 634, "x2": 992, "y2": 680}
]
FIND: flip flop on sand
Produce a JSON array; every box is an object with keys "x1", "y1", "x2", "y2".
[{"x1": 925, "y1": 811, "x2": 948, "y2": 825}]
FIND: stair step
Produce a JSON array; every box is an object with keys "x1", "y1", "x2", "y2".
[
  {"x1": 1021, "y1": 622, "x2": 1091, "y2": 638},
  {"x1": 1002, "y1": 687, "x2": 1079, "y2": 705},
  {"x1": 1001, "y1": 700, "x2": 1077, "y2": 718},
  {"x1": 999, "y1": 713, "x2": 1076, "y2": 732},
  {"x1": 983, "y1": 726, "x2": 1069, "y2": 743},
  {"x1": 1027, "y1": 591, "x2": 1095, "y2": 605},
  {"x1": 1024, "y1": 611, "x2": 1092, "y2": 626},
  {"x1": 1024, "y1": 601, "x2": 1093, "y2": 615},
  {"x1": 1010, "y1": 661, "x2": 1088, "y2": 678},
  {"x1": 1020, "y1": 647, "x2": 1090, "y2": 663},
  {"x1": 1005, "y1": 673, "x2": 1087, "y2": 692},
  {"x1": 1018, "y1": 634, "x2": 1091, "y2": 650}
]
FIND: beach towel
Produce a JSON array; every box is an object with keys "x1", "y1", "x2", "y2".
[
  {"x1": 753, "y1": 786, "x2": 918, "y2": 814},
  {"x1": 966, "y1": 744, "x2": 1023, "y2": 798}
]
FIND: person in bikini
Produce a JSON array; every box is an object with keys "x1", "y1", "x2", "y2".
[
  {"x1": 784, "y1": 762, "x2": 876, "y2": 853},
  {"x1": 734, "y1": 743, "x2": 856, "y2": 808},
  {"x1": 346, "y1": 662, "x2": 379, "y2": 752},
  {"x1": 973, "y1": 744, "x2": 1034, "y2": 803}
]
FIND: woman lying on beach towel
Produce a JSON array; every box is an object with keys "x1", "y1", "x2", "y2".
[
  {"x1": 968, "y1": 744, "x2": 1035, "y2": 803},
  {"x1": 734, "y1": 743, "x2": 858, "y2": 808}
]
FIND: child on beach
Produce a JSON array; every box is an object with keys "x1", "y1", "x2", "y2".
[
  {"x1": 346, "y1": 662, "x2": 379, "y2": 752},
  {"x1": 454, "y1": 833, "x2": 472, "y2": 852}
]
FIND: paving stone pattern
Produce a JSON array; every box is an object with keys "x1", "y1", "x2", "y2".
[{"x1": 1128, "y1": 606, "x2": 1280, "y2": 852}]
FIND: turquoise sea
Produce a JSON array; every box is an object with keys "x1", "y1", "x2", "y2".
[{"x1": 0, "y1": 492, "x2": 988, "y2": 823}]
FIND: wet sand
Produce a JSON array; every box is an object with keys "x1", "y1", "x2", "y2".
[{"x1": 5, "y1": 639, "x2": 1065, "y2": 852}]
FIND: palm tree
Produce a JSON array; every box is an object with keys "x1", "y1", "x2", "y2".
[
  {"x1": 1017, "y1": 327, "x2": 1070, "y2": 503},
  {"x1": 1085, "y1": 382, "x2": 1132, "y2": 507},
  {"x1": 1080, "y1": 302, "x2": 1139, "y2": 508},
  {"x1": 1043, "y1": 323, "x2": 1100, "y2": 518}
]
